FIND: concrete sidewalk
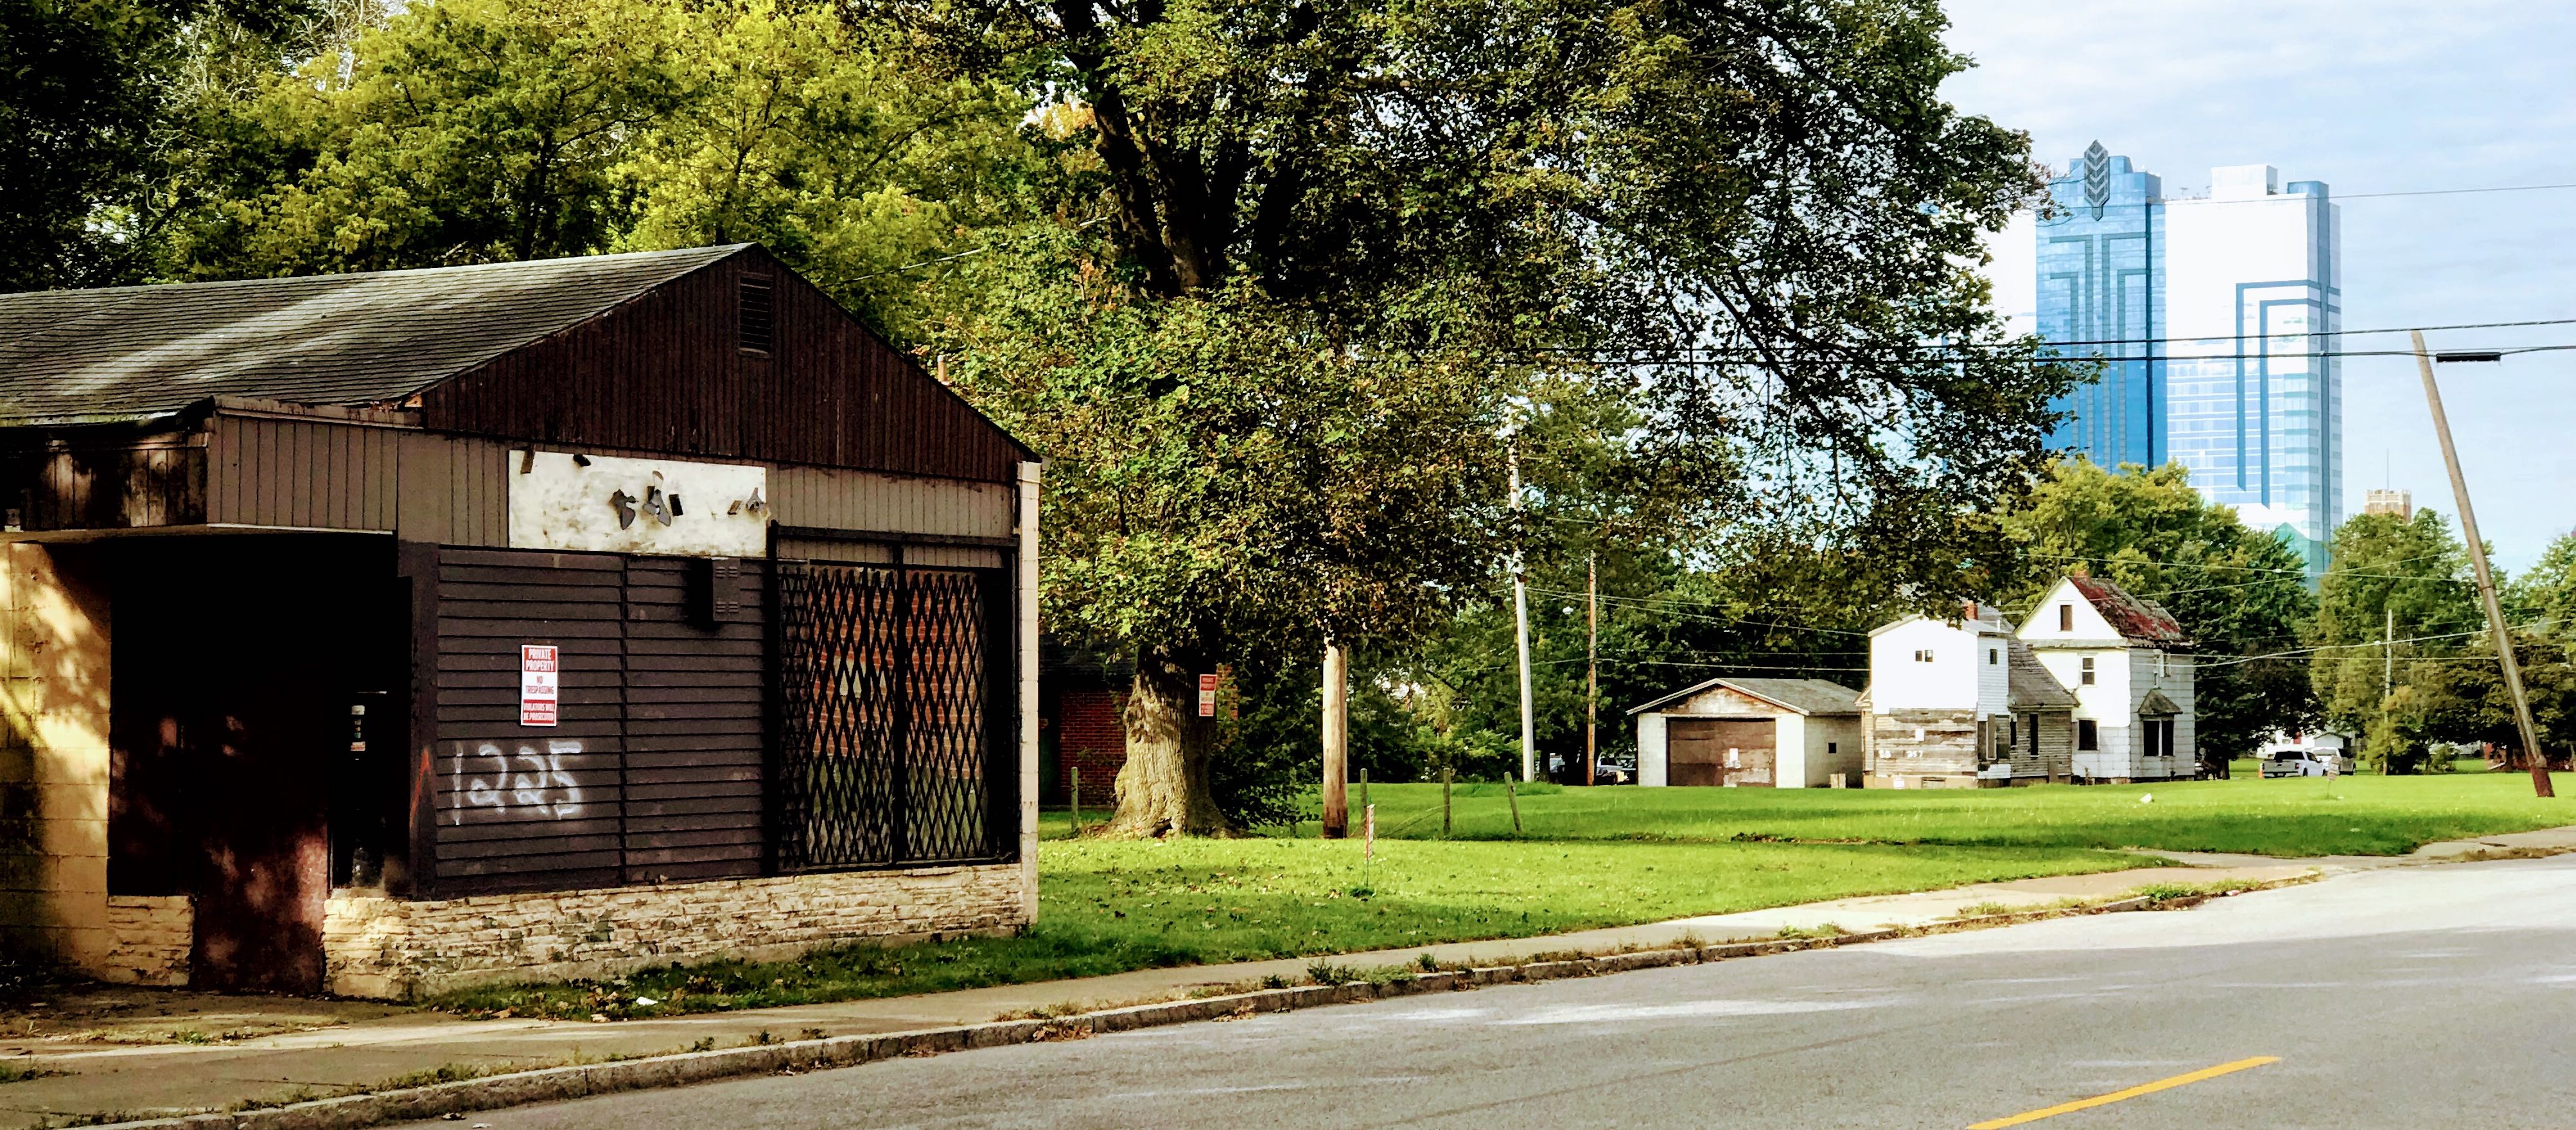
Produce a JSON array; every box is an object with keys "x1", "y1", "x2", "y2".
[{"x1": 3, "y1": 824, "x2": 2568, "y2": 1127}]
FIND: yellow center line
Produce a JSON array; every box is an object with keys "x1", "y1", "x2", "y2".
[{"x1": 1967, "y1": 1056, "x2": 2281, "y2": 1129}]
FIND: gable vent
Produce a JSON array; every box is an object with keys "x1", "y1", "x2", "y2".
[{"x1": 738, "y1": 276, "x2": 775, "y2": 355}]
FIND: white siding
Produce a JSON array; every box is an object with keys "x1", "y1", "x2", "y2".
[
  {"x1": 1636, "y1": 713, "x2": 1668, "y2": 787},
  {"x1": 1870, "y1": 619, "x2": 1982, "y2": 712},
  {"x1": 1806, "y1": 716, "x2": 1864, "y2": 786},
  {"x1": 1776, "y1": 714, "x2": 1810, "y2": 787}
]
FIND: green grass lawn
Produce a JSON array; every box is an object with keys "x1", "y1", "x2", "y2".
[
  {"x1": 1340, "y1": 768, "x2": 2574, "y2": 857},
  {"x1": 432, "y1": 768, "x2": 2568, "y2": 1021},
  {"x1": 431, "y1": 836, "x2": 2137, "y2": 1021}
]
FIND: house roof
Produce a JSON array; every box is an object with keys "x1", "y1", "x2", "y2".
[
  {"x1": 2005, "y1": 640, "x2": 2078, "y2": 711},
  {"x1": 1627, "y1": 676, "x2": 1861, "y2": 717},
  {"x1": 0, "y1": 245, "x2": 749, "y2": 426},
  {"x1": 2139, "y1": 688, "x2": 2182, "y2": 716},
  {"x1": 2069, "y1": 575, "x2": 2189, "y2": 646},
  {"x1": 1868, "y1": 603, "x2": 2015, "y2": 638}
]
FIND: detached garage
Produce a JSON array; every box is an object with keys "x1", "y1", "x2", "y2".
[{"x1": 1631, "y1": 678, "x2": 1863, "y2": 788}]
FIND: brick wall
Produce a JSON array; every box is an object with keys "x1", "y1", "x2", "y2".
[
  {"x1": 100, "y1": 895, "x2": 190, "y2": 987},
  {"x1": 1057, "y1": 689, "x2": 1126, "y2": 802},
  {"x1": 322, "y1": 863, "x2": 1028, "y2": 1000}
]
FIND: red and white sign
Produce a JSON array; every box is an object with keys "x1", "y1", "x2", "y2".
[
  {"x1": 520, "y1": 645, "x2": 560, "y2": 727},
  {"x1": 1363, "y1": 804, "x2": 1376, "y2": 863},
  {"x1": 1198, "y1": 673, "x2": 1219, "y2": 718}
]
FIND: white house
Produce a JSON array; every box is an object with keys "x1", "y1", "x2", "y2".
[
  {"x1": 1860, "y1": 605, "x2": 2078, "y2": 787},
  {"x1": 1629, "y1": 678, "x2": 1862, "y2": 788},
  {"x1": 2015, "y1": 572, "x2": 2196, "y2": 782}
]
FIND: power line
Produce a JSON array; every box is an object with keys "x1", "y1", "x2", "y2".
[{"x1": 2028, "y1": 180, "x2": 2576, "y2": 218}]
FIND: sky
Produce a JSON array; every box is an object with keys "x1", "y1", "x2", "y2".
[{"x1": 1940, "y1": 0, "x2": 2576, "y2": 570}]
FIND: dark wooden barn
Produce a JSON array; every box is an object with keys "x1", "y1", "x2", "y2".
[{"x1": 0, "y1": 245, "x2": 1039, "y2": 998}]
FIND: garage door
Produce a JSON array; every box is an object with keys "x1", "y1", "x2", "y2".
[{"x1": 1667, "y1": 718, "x2": 1777, "y2": 787}]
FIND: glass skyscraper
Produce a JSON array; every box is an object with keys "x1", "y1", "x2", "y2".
[
  {"x1": 2028, "y1": 145, "x2": 2343, "y2": 576},
  {"x1": 2037, "y1": 141, "x2": 2164, "y2": 468}
]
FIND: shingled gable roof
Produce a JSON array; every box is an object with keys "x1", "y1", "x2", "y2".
[
  {"x1": 0, "y1": 245, "x2": 749, "y2": 426},
  {"x1": 1625, "y1": 676, "x2": 1861, "y2": 717},
  {"x1": 2069, "y1": 575, "x2": 2189, "y2": 646}
]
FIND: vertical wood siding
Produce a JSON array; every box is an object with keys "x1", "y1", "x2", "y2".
[
  {"x1": 769, "y1": 466, "x2": 1012, "y2": 538},
  {"x1": 207, "y1": 416, "x2": 403, "y2": 530},
  {"x1": 418, "y1": 250, "x2": 1030, "y2": 484},
  {"x1": 428, "y1": 547, "x2": 765, "y2": 895}
]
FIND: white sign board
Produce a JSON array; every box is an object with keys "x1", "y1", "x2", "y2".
[
  {"x1": 520, "y1": 645, "x2": 559, "y2": 727},
  {"x1": 507, "y1": 450, "x2": 769, "y2": 557}
]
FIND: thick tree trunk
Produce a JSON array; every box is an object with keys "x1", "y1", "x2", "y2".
[{"x1": 1104, "y1": 654, "x2": 1232, "y2": 837}]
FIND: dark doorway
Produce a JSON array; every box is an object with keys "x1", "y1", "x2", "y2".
[
  {"x1": 1667, "y1": 718, "x2": 1777, "y2": 787},
  {"x1": 109, "y1": 535, "x2": 405, "y2": 994}
]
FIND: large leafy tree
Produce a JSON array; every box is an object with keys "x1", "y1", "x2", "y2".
[
  {"x1": 1994, "y1": 459, "x2": 2318, "y2": 774},
  {"x1": 911, "y1": 0, "x2": 2078, "y2": 834},
  {"x1": 2310, "y1": 508, "x2": 2484, "y2": 770},
  {"x1": 0, "y1": 0, "x2": 316, "y2": 290},
  {"x1": 166, "y1": 0, "x2": 1033, "y2": 344}
]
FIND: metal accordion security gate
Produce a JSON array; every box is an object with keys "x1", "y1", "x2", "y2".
[{"x1": 771, "y1": 560, "x2": 1012, "y2": 871}]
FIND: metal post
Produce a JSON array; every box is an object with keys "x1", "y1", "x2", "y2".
[
  {"x1": 1511, "y1": 448, "x2": 1536, "y2": 783},
  {"x1": 2412, "y1": 331, "x2": 2552, "y2": 796},
  {"x1": 2381, "y1": 605, "x2": 2394, "y2": 773}
]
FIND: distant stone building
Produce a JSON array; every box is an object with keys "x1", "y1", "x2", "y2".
[{"x1": 2364, "y1": 488, "x2": 2414, "y2": 519}]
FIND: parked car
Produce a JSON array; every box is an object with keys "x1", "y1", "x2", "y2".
[
  {"x1": 1595, "y1": 750, "x2": 1638, "y2": 785},
  {"x1": 2261, "y1": 748, "x2": 2345, "y2": 778}
]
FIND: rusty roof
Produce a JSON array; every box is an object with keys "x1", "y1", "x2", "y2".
[
  {"x1": 2069, "y1": 575, "x2": 2189, "y2": 646},
  {"x1": 0, "y1": 245, "x2": 749, "y2": 426}
]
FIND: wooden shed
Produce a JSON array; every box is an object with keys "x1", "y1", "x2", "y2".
[
  {"x1": 0, "y1": 245, "x2": 1039, "y2": 998},
  {"x1": 1629, "y1": 678, "x2": 1863, "y2": 788}
]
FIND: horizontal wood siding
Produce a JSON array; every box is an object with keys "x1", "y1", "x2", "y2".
[
  {"x1": 429, "y1": 547, "x2": 766, "y2": 895},
  {"x1": 208, "y1": 415, "x2": 401, "y2": 530},
  {"x1": 419, "y1": 250, "x2": 1028, "y2": 484},
  {"x1": 619, "y1": 556, "x2": 764, "y2": 883},
  {"x1": 432, "y1": 549, "x2": 628, "y2": 893}
]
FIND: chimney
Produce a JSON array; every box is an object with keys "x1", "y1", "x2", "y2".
[
  {"x1": 1963, "y1": 601, "x2": 1979, "y2": 621},
  {"x1": 2070, "y1": 563, "x2": 2090, "y2": 579}
]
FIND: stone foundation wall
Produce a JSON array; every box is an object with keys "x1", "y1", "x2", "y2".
[
  {"x1": 99, "y1": 896, "x2": 191, "y2": 986},
  {"x1": 324, "y1": 863, "x2": 1028, "y2": 1000}
]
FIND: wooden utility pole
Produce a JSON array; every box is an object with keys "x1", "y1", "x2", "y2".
[
  {"x1": 1322, "y1": 640, "x2": 1350, "y2": 837},
  {"x1": 2380, "y1": 605, "x2": 2394, "y2": 772},
  {"x1": 2413, "y1": 331, "x2": 2552, "y2": 796},
  {"x1": 1511, "y1": 446, "x2": 1536, "y2": 783},
  {"x1": 1585, "y1": 552, "x2": 1599, "y2": 786}
]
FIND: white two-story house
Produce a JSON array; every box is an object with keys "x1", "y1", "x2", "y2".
[
  {"x1": 2015, "y1": 572, "x2": 2195, "y2": 782},
  {"x1": 1861, "y1": 603, "x2": 2080, "y2": 788}
]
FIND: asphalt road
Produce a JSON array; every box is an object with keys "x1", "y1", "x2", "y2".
[{"x1": 408, "y1": 856, "x2": 2576, "y2": 1129}]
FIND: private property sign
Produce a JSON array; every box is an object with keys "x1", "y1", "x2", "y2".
[
  {"x1": 520, "y1": 645, "x2": 560, "y2": 727},
  {"x1": 1198, "y1": 673, "x2": 1219, "y2": 717}
]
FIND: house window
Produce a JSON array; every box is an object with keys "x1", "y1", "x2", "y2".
[
  {"x1": 2080, "y1": 657, "x2": 2096, "y2": 685},
  {"x1": 1828, "y1": 741, "x2": 1838, "y2": 755},
  {"x1": 2029, "y1": 716, "x2": 2040, "y2": 756},
  {"x1": 1989, "y1": 648, "x2": 1999, "y2": 665},
  {"x1": 1914, "y1": 649, "x2": 1934, "y2": 662},
  {"x1": 2058, "y1": 603, "x2": 2073, "y2": 631},
  {"x1": 2078, "y1": 719, "x2": 2099, "y2": 750},
  {"x1": 2145, "y1": 719, "x2": 2177, "y2": 760}
]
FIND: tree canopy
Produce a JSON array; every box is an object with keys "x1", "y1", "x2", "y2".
[{"x1": 1992, "y1": 459, "x2": 2318, "y2": 770}]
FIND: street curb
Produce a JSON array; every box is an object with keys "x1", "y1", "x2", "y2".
[{"x1": 76, "y1": 883, "x2": 2284, "y2": 1130}]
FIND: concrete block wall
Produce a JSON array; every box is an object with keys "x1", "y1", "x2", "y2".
[
  {"x1": 323, "y1": 863, "x2": 1028, "y2": 1000},
  {"x1": 100, "y1": 895, "x2": 191, "y2": 986},
  {"x1": 0, "y1": 544, "x2": 112, "y2": 972}
]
